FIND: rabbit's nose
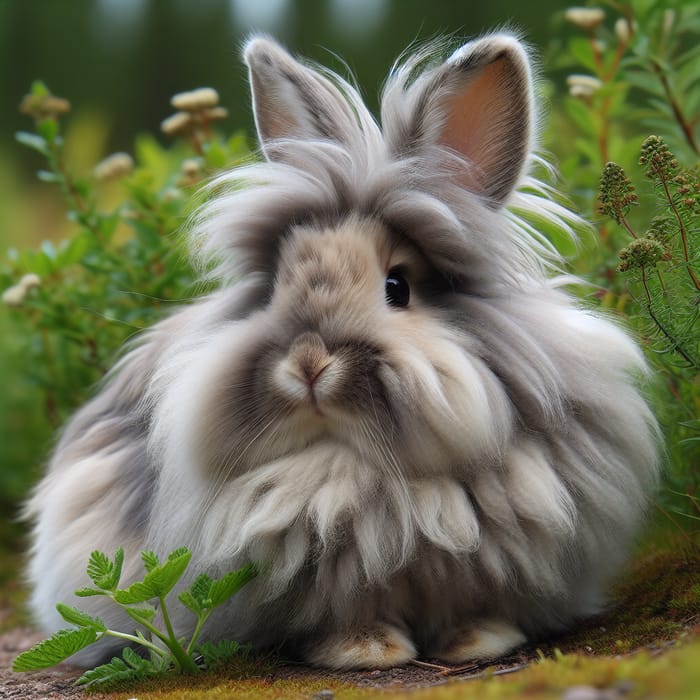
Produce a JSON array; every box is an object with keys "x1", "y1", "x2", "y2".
[{"x1": 277, "y1": 332, "x2": 336, "y2": 398}]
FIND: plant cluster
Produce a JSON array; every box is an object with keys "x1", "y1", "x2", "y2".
[
  {"x1": 558, "y1": 1, "x2": 699, "y2": 532},
  {"x1": 0, "y1": 80, "x2": 253, "y2": 504},
  {"x1": 12, "y1": 546, "x2": 257, "y2": 687}
]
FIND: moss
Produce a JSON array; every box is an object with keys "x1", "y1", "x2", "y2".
[
  {"x1": 545, "y1": 545, "x2": 700, "y2": 656},
  {"x1": 402, "y1": 639, "x2": 700, "y2": 700}
]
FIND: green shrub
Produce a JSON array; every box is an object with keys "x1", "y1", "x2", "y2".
[
  {"x1": 555, "y1": 0, "x2": 699, "y2": 530},
  {"x1": 0, "y1": 81, "x2": 253, "y2": 508}
]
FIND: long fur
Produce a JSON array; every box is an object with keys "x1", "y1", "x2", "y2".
[{"x1": 26, "y1": 33, "x2": 659, "y2": 669}]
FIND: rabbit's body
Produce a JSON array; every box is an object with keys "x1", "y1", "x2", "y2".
[{"x1": 27, "y1": 33, "x2": 658, "y2": 669}]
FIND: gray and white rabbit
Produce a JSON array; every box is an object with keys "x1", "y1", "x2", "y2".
[{"x1": 26, "y1": 33, "x2": 659, "y2": 669}]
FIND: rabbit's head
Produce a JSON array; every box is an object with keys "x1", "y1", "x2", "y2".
[{"x1": 158, "y1": 34, "x2": 579, "y2": 486}]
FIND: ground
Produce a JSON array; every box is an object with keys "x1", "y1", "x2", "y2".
[{"x1": 1, "y1": 530, "x2": 699, "y2": 700}]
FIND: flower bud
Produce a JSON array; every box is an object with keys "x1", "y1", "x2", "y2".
[
  {"x1": 171, "y1": 87, "x2": 219, "y2": 111},
  {"x1": 161, "y1": 112, "x2": 193, "y2": 136},
  {"x1": 565, "y1": 7, "x2": 605, "y2": 31},
  {"x1": 94, "y1": 152, "x2": 134, "y2": 181},
  {"x1": 567, "y1": 74, "x2": 603, "y2": 98}
]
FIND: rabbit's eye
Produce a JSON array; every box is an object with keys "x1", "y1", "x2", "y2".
[{"x1": 385, "y1": 268, "x2": 410, "y2": 308}]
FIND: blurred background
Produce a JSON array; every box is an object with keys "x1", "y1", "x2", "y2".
[{"x1": 0, "y1": 0, "x2": 574, "y2": 250}]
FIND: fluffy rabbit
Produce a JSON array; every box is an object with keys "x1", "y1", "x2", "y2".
[{"x1": 27, "y1": 32, "x2": 659, "y2": 670}]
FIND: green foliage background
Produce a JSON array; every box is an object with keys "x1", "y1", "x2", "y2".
[{"x1": 0, "y1": 0, "x2": 698, "y2": 541}]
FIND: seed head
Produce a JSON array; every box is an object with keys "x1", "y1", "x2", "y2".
[
  {"x1": 598, "y1": 162, "x2": 638, "y2": 224},
  {"x1": 19, "y1": 92, "x2": 71, "y2": 121},
  {"x1": 618, "y1": 238, "x2": 670, "y2": 272},
  {"x1": 646, "y1": 216, "x2": 674, "y2": 245},
  {"x1": 639, "y1": 135, "x2": 679, "y2": 179},
  {"x1": 565, "y1": 7, "x2": 605, "y2": 31}
]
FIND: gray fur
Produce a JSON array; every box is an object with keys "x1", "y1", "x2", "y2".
[{"x1": 26, "y1": 33, "x2": 658, "y2": 669}]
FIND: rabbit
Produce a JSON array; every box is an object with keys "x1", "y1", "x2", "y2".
[{"x1": 26, "y1": 32, "x2": 659, "y2": 670}]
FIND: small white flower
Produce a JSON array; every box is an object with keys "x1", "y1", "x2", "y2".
[
  {"x1": 20, "y1": 273, "x2": 41, "y2": 290},
  {"x1": 161, "y1": 111, "x2": 193, "y2": 136},
  {"x1": 203, "y1": 106, "x2": 229, "y2": 121},
  {"x1": 3, "y1": 284, "x2": 28, "y2": 307},
  {"x1": 2, "y1": 273, "x2": 41, "y2": 307},
  {"x1": 94, "y1": 152, "x2": 134, "y2": 181},
  {"x1": 567, "y1": 74, "x2": 603, "y2": 98},
  {"x1": 181, "y1": 158, "x2": 201, "y2": 177},
  {"x1": 171, "y1": 87, "x2": 219, "y2": 111},
  {"x1": 565, "y1": 7, "x2": 605, "y2": 31},
  {"x1": 614, "y1": 17, "x2": 632, "y2": 43}
]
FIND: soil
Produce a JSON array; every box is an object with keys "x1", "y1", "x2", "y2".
[{"x1": 0, "y1": 624, "x2": 534, "y2": 699}]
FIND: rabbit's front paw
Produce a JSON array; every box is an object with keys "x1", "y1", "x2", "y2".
[
  {"x1": 305, "y1": 623, "x2": 416, "y2": 670},
  {"x1": 432, "y1": 619, "x2": 526, "y2": 664}
]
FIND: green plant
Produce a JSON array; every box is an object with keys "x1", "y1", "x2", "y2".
[
  {"x1": 0, "y1": 81, "x2": 253, "y2": 509},
  {"x1": 555, "y1": 1, "x2": 700, "y2": 532},
  {"x1": 597, "y1": 136, "x2": 699, "y2": 524},
  {"x1": 12, "y1": 546, "x2": 257, "y2": 687}
]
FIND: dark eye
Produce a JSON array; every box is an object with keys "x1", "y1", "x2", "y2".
[{"x1": 385, "y1": 268, "x2": 410, "y2": 308}]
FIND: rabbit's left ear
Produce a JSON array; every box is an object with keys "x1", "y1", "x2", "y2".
[
  {"x1": 244, "y1": 36, "x2": 359, "y2": 159},
  {"x1": 385, "y1": 34, "x2": 534, "y2": 206}
]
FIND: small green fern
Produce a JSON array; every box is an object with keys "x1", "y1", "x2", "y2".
[{"x1": 12, "y1": 546, "x2": 256, "y2": 687}]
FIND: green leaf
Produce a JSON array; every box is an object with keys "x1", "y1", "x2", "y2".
[
  {"x1": 74, "y1": 587, "x2": 106, "y2": 598},
  {"x1": 141, "y1": 550, "x2": 160, "y2": 573},
  {"x1": 124, "y1": 605, "x2": 157, "y2": 626},
  {"x1": 208, "y1": 563, "x2": 257, "y2": 609},
  {"x1": 12, "y1": 628, "x2": 99, "y2": 671},
  {"x1": 113, "y1": 580, "x2": 159, "y2": 605},
  {"x1": 115, "y1": 547, "x2": 191, "y2": 603},
  {"x1": 177, "y1": 590, "x2": 203, "y2": 617},
  {"x1": 15, "y1": 130, "x2": 50, "y2": 157},
  {"x1": 75, "y1": 650, "x2": 158, "y2": 688},
  {"x1": 195, "y1": 639, "x2": 249, "y2": 670},
  {"x1": 30, "y1": 80, "x2": 50, "y2": 98},
  {"x1": 36, "y1": 169, "x2": 64, "y2": 184},
  {"x1": 86, "y1": 548, "x2": 123, "y2": 590},
  {"x1": 56, "y1": 603, "x2": 106, "y2": 631}
]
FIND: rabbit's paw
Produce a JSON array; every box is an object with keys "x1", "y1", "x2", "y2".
[
  {"x1": 432, "y1": 619, "x2": 526, "y2": 663},
  {"x1": 305, "y1": 623, "x2": 416, "y2": 669}
]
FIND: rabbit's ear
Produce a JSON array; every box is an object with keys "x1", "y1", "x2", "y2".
[
  {"x1": 387, "y1": 34, "x2": 534, "y2": 205},
  {"x1": 244, "y1": 36, "x2": 358, "y2": 157}
]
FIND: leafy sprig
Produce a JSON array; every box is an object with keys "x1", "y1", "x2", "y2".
[{"x1": 12, "y1": 546, "x2": 257, "y2": 687}]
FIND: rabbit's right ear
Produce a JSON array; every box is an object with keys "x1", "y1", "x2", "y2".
[
  {"x1": 244, "y1": 36, "x2": 358, "y2": 159},
  {"x1": 383, "y1": 34, "x2": 535, "y2": 206}
]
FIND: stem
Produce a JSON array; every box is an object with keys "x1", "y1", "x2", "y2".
[
  {"x1": 619, "y1": 211, "x2": 639, "y2": 239},
  {"x1": 103, "y1": 630, "x2": 169, "y2": 660},
  {"x1": 185, "y1": 611, "x2": 210, "y2": 656},
  {"x1": 641, "y1": 266, "x2": 696, "y2": 365},
  {"x1": 650, "y1": 60, "x2": 700, "y2": 156},
  {"x1": 159, "y1": 596, "x2": 198, "y2": 673}
]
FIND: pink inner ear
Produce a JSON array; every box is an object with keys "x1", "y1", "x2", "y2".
[{"x1": 439, "y1": 57, "x2": 518, "y2": 196}]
